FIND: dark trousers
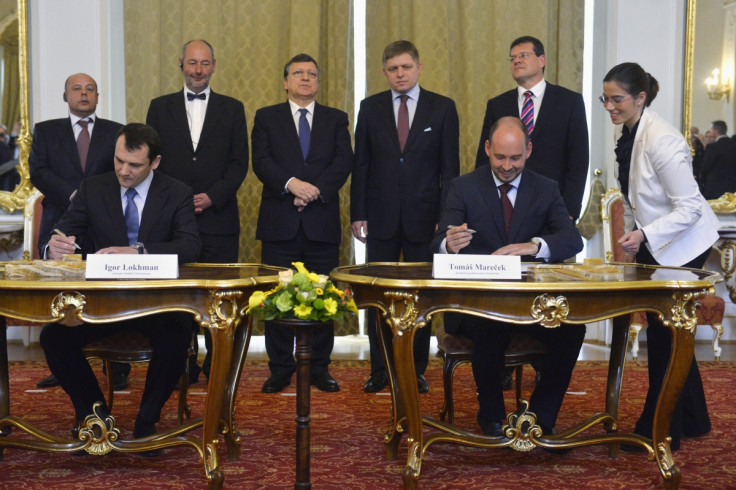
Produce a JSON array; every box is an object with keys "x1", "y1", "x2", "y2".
[
  {"x1": 40, "y1": 312, "x2": 191, "y2": 425},
  {"x1": 261, "y1": 229, "x2": 339, "y2": 377},
  {"x1": 193, "y1": 231, "x2": 240, "y2": 377},
  {"x1": 366, "y1": 231, "x2": 433, "y2": 376},
  {"x1": 634, "y1": 245, "x2": 712, "y2": 441},
  {"x1": 459, "y1": 316, "x2": 585, "y2": 430}
]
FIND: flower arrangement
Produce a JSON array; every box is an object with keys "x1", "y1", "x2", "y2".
[{"x1": 247, "y1": 262, "x2": 358, "y2": 322}]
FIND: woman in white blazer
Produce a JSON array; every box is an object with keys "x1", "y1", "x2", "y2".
[{"x1": 602, "y1": 62, "x2": 719, "y2": 452}]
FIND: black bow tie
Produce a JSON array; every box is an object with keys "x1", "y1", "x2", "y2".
[{"x1": 187, "y1": 92, "x2": 206, "y2": 101}]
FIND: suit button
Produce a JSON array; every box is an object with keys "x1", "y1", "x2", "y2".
[
  {"x1": 193, "y1": 156, "x2": 197, "y2": 161},
  {"x1": 399, "y1": 158, "x2": 404, "y2": 163}
]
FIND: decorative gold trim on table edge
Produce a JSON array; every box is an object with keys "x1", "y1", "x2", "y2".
[
  {"x1": 383, "y1": 290, "x2": 422, "y2": 335},
  {"x1": 50, "y1": 291, "x2": 86, "y2": 326},
  {"x1": 530, "y1": 294, "x2": 569, "y2": 327},
  {"x1": 202, "y1": 289, "x2": 245, "y2": 331},
  {"x1": 663, "y1": 290, "x2": 707, "y2": 334}
]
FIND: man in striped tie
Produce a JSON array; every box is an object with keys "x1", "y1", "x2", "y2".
[{"x1": 473, "y1": 35, "x2": 589, "y2": 391}]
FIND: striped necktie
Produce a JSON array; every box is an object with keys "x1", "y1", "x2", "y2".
[{"x1": 521, "y1": 91, "x2": 534, "y2": 134}]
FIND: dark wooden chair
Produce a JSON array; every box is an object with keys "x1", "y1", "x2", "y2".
[
  {"x1": 83, "y1": 331, "x2": 193, "y2": 423},
  {"x1": 435, "y1": 321, "x2": 547, "y2": 424}
]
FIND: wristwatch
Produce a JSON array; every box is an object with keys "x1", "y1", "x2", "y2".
[
  {"x1": 131, "y1": 242, "x2": 145, "y2": 254},
  {"x1": 530, "y1": 237, "x2": 542, "y2": 255}
]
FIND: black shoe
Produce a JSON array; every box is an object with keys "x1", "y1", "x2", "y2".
[
  {"x1": 502, "y1": 371, "x2": 513, "y2": 391},
  {"x1": 311, "y1": 371, "x2": 340, "y2": 392},
  {"x1": 113, "y1": 372, "x2": 129, "y2": 391},
  {"x1": 364, "y1": 371, "x2": 388, "y2": 393},
  {"x1": 477, "y1": 412, "x2": 503, "y2": 436},
  {"x1": 36, "y1": 374, "x2": 59, "y2": 388},
  {"x1": 134, "y1": 420, "x2": 162, "y2": 457},
  {"x1": 262, "y1": 372, "x2": 291, "y2": 393},
  {"x1": 416, "y1": 374, "x2": 429, "y2": 394}
]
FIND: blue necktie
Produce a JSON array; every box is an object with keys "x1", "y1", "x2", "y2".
[
  {"x1": 298, "y1": 108, "x2": 310, "y2": 160},
  {"x1": 124, "y1": 188, "x2": 139, "y2": 246},
  {"x1": 187, "y1": 92, "x2": 206, "y2": 101}
]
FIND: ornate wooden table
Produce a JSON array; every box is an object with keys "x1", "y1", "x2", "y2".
[
  {"x1": 331, "y1": 262, "x2": 722, "y2": 489},
  {"x1": 0, "y1": 263, "x2": 284, "y2": 489}
]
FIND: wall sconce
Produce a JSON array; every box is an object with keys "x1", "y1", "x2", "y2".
[{"x1": 705, "y1": 68, "x2": 731, "y2": 102}]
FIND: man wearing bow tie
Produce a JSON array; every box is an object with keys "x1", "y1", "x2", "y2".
[
  {"x1": 146, "y1": 40, "x2": 249, "y2": 383},
  {"x1": 29, "y1": 72, "x2": 126, "y2": 391},
  {"x1": 350, "y1": 40, "x2": 460, "y2": 394}
]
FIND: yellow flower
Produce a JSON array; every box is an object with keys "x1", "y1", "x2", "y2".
[
  {"x1": 292, "y1": 262, "x2": 309, "y2": 275},
  {"x1": 323, "y1": 297, "x2": 338, "y2": 315},
  {"x1": 327, "y1": 285, "x2": 345, "y2": 297},
  {"x1": 315, "y1": 287, "x2": 324, "y2": 296},
  {"x1": 345, "y1": 298, "x2": 358, "y2": 314},
  {"x1": 246, "y1": 290, "x2": 266, "y2": 313},
  {"x1": 307, "y1": 272, "x2": 322, "y2": 283},
  {"x1": 294, "y1": 303, "x2": 313, "y2": 319}
]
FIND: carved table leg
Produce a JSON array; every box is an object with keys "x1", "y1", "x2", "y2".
[
  {"x1": 222, "y1": 314, "x2": 254, "y2": 461},
  {"x1": 605, "y1": 315, "x2": 630, "y2": 457},
  {"x1": 377, "y1": 307, "x2": 403, "y2": 459},
  {"x1": 294, "y1": 325, "x2": 313, "y2": 489},
  {"x1": 653, "y1": 293, "x2": 700, "y2": 490}
]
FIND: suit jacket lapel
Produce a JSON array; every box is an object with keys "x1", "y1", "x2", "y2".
[
  {"x1": 377, "y1": 91, "x2": 401, "y2": 153},
  {"x1": 533, "y1": 83, "x2": 556, "y2": 137},
  {"x1": 199, "y1": 90, "x2": 222, "y2": 147},
  {"x1": 476, "y1": 168, "x2": 508, "y2": 241},
  {"x1": 309, "y1": 103, "x2": 330, "y2": 158},
  {"x1": 508, "y1": 174, "x2": 532, "y2": 241},
  {"x1": 276, "y1": 102, "x2": 303, "y2": 159},
  {"x1": 169, "y1": 94, "x2": 194, "y2": 152},
  {"x1": 101, "y1": 175, "x2": 129, "y2": 245},
  {"x1": 60, "y1": 118, "x2": 83, "y2": 170},
  {"x1": 404, "y1": 88, "x2": 430, "y2": 150},
  {"x1": 138, "y1": 173, "x2": 163, "y2": 242}
]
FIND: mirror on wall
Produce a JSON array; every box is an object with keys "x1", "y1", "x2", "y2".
[
  {"x1": 0, "y1": 0, "x2": 30, "y2": 215},
  {"x1": 684, "y1": 0, "x2": 736, "y2": 212}
]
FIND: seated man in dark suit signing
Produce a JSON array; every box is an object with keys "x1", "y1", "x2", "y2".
[
  {"x1": 40, "y1": 123, "x2": 201, "y2": 447},
  {"x1": 431, "y1": 117, "x2": 584, "y2": 437}
]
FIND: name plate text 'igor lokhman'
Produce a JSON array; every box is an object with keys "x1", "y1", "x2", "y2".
[
  {"x1": 432, "y1": 254, "x2": 521, "y2": 280},
  {"x1": 85, "y1": 254, "x2": 179, "y2": 279}
]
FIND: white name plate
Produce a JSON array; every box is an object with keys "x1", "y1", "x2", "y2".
[
  {"x1": 85, "y1": 254, "x2": 179, "y2": 279},
  {"x1": 432, "y1": 254, "x2": 521, "y2": 280}
]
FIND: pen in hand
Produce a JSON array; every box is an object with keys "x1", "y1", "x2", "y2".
[{"x1": 53, "y1": 228, "x2": 81, "y2": 250}]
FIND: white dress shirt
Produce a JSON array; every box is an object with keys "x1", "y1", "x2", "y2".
[
  {"x1": 184, "y1": 87, "x2": 211, "y2": 151},
  {"x1": 391, "y1": 83, "x2": 420, "y2": 128},
  {"x1": 517, "y1": 79, "x2": 546, "y2": 127}
]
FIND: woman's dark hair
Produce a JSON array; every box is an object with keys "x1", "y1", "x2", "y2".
[{"x1": 603, "y1": 62, "x2": 659, "y2": 107}]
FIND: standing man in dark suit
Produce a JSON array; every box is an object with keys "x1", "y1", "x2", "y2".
[
  {"x1": 147, "y1": 40, "x2": 249, "y2": 382},
  {"x1": 41, "y1": 123, "x2": 201, "y2": 445},
  {"x1": 474, "y1": 36, "x2": 589, "y2": 221},
  {"x1": 29, "y1": 73, "x2": 127, "y2": 390},
  {"x1": 351, "y1": 40, "x2": 460, "y2": 394},
  {"x1": 433, "y1": 117, "x2": 584, "y2": 436},
  {"x1": 699, "y1": 120, "x2": 736, "y2": 199},
  {"x1": 252, "y1": 53, "x2": 353, "y2": 393}
]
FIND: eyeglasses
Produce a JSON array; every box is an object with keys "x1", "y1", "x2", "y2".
[
  {"x1": 508, "y1": 52, "x2": 534, "y2": 62},
  {"x1": 291, "y1": 70, "x2": 319, "y2": 79},
  {"x1": 599, "y1": 94, "x2": 633, "y2": 105}
]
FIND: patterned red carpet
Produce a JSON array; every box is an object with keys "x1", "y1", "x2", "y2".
[{"x1": 0, "y1": 359, "x2": 734, "y2": 489}]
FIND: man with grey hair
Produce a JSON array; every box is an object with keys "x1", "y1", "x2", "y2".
[
  {"x1": 147, "y1": 40, "x2": 249, "y2": 383},
  {"x1": 252, "y1": 53, "x2": 353, "y2": 393}
]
